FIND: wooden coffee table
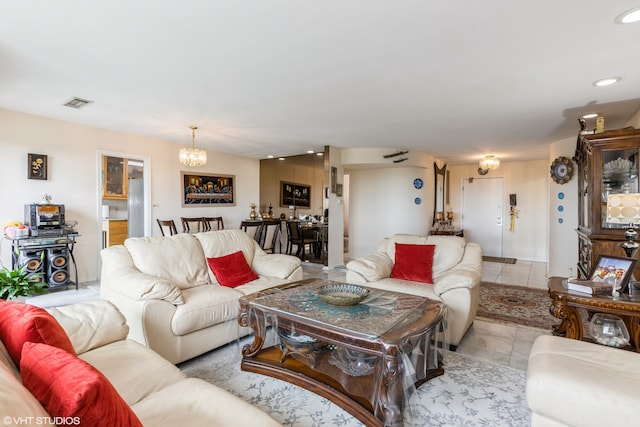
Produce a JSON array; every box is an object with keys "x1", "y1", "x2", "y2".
[
  {"x1": 548, "y1": 276, "x2": 640, "y2": 351},
  {"x1": 238, "y1": 279, "x2": 446, "y2": 427}
]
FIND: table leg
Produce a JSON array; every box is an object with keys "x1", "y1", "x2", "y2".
[
  {"x1": 375, "y1": 349, "x2": 405, "y2": 427},
  {"x1": 550, "y1": 302, "x2": 583, "y2": 340},
  {"x1": 239, "y1": 308, "x2": 267, "y2": 357}
]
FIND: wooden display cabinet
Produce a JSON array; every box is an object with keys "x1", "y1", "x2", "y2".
[
  {"x1": 576, "y1": 127, "x2": 640, "y2": 278},
  {"x1": 102, "y1": 156, "x2": 128, "y2": 199}
]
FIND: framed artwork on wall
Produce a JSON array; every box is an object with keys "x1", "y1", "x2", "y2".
[
  {"x1": 28, "y1": 153, "x2": 48, "y2": 180},
  {"x1": 280, "y1": 181, "x2": 311, "y2": 208},
  {"x1": 181, "y1": 172, "x2": 235, "y2": 207}
]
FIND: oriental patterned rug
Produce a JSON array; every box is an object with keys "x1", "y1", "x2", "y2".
[
  {"x1": 179, "y1": 337, "x2": 530, "y2": 427},
  {"x1": 477, "y1": 282, "x2": 559, "y2": 330}
]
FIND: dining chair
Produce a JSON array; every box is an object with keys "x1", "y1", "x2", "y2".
[
  {"x1": 286, "y1": 221, "x2": 319, "y2": 259},
  {"x1": 203, "y1": 216, "x2": 224, "y2": 231},
  {"x1": 156, "y1": 219, "x2": 178, "y2": 236},
  {"x1": 240, "y1": 220, "x2": 263, "y2": 243},
  {"x1": 260, "y1": 219, "x2": 281, "y2": 253},
  {"x1": 181, "y1": 217, "x2": 205, "y2": 233}
]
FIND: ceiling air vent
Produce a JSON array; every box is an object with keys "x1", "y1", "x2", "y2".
[{"x1": 63, "y1": 97, "x2": 93, "y2": 109}]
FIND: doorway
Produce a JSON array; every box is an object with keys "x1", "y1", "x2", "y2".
[{"x1": 461, "y1": 177, "x2": 504, "y2": 257}]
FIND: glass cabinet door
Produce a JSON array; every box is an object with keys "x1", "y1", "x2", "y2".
[
  {"x1": 103, "y1": 156, "x2": 128, "y2": 199},
  {"x1": 600, "y1": 147, "x2": 639, "y2": 229}
]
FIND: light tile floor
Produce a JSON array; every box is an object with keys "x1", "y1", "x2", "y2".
[{"x1": 26, "y1": 260, "x2": 551, "y2": 371}]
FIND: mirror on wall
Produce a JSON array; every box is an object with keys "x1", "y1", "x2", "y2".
[{"x1": 433, "y1": 162, "x2": 446, "y2": 225}]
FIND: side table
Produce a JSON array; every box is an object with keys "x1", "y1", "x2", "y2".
[{"x1": 548, "y1": 276, "x2": 640, "y2": 351}]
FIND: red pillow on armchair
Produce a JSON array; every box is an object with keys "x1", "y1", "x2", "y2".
[
  {"x1": 390, "y1": 243, "x2": 436, "y2": 284},
  {"x1": 207, "y1": 250, "x2": 259, "y2": 288}
]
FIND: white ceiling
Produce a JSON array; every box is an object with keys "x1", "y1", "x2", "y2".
[{"x1": 1, "y1": 1, "x2": 640, "y2": 164}]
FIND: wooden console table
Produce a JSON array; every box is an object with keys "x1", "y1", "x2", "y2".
[{"x1": 548, "y1": 276, "x2": 640, "y2": 351}]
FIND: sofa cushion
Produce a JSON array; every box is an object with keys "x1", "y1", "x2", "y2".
[
  {"x1": 171, "y1": 285, "x2": 244, "y2": 336},
  {"x1": 425, "y1": 235, "x2": 466, "y2": 277},
  {"x1": 390, "y1": 243, "x2": 435, "y2": 284},
  {"x1": 79, "y1": 339, "x2": 186, "y2": 405},
  {"x1": 47, "y1": 300, "x2": 129, "y2": 355},
  {"x1": 131, "y1": 378, "x2": 281, "y2": 427},
  {"x1": 20, "y1": 342, "x2": 143, "y2": 427},
  {"x1": 195, "y1": 230, "x2": 258, "y2": 285},
  {"x1": 0, "y1": 360, "x2": 52, "y2": 423},
  {"x1": 207, "y1": 250, "x2": 259, "y2": 288},
  {"x1": 0, "y1": 301, "x2": 75, "y2": 366},
  {"x1": 124, "y1": 234, "x2": 210, "y2": 290}
]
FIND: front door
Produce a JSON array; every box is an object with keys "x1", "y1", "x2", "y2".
[{"x1": 461, "y1": 177, "x2": 504, "y2": 257}]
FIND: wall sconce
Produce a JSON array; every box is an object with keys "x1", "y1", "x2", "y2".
[{"x1": 478, "y1": 155, "x2": 500, "y2": 175}]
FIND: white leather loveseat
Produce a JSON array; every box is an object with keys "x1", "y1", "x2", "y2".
[
  {"x1": 0, "y1": 300, "x2": 280, "y2": 426},
  {"x1": 526, "y1": 334, "x2": 639, "y2": 427},
  {"x1": 101, "y1": 229, "x2": 302, "y2": 363},
  {"x1": 346, "y1": 234, "x2": 482, "y2": 348}
]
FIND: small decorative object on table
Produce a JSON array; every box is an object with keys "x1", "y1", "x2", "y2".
[
  {"x1": 589, "y1": 313, "x2": 629, "y2": 348},
  {"x1": 249, "y1": 203, "x2": 257, "y2": 219},
  {"x1": 317, "y1": 283, "x2": 370, "y2": 306}
]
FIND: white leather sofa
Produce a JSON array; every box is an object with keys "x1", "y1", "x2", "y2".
[
  {"x1": 526, "y1": 334, "x2": 638, "y2": 427},
  {"x1": 346, "y1": 234, "x2": 482, "y2": 347},
  {"x1": 101, "y1": 229, "x2": 303, "y2": 364},
  {"x1": 0, "y1": 300, "x2": 281, "y2": 426}
]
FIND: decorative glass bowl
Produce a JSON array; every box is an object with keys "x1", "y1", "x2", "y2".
[
  {"x1": 589, "y1": 313, "x2": 630, "y2": 348},
  {"x1": 317, "y1": 283, "x2": 370, "y2": 306}
]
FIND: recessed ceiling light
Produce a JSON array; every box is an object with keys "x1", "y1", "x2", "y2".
[
  {"x1": 267, "y1": 155, "x2": 274, "y2": 159},
  {"x1": 307, "y1": 150, "x2": 315, "y2": 154},
  {"x1": 278, "y1": 157, "x2": 285, "y2": 161},
  {"x1": 582, "y1": 113, "x2": 599, "y2": 119},
  {"x1": 316, "y1": 152, "x2": 324, "y2": 156},
  {"x1": 616, "y1": 7, "x2": 640, "y2": 24},
  {"x1": 593, "y1": 77, "x2": 621, "y2": 87}
]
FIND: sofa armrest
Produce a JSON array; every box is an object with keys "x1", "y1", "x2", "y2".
[
  {"x1": 346, "y1": 253, "x2": 394, "y2": 282},
  {"x1": 101, "y1": 246, "x2": 184, "y2": 305},
  {"x1": 252, "y1": 252, "x2": 302, "y2": 279},
  {"x1": 433, "y1": 242, "x2": 482, "y2": 295},
  {"x1": 47, "y1": 300, "x2": 129, "y2": 355}
]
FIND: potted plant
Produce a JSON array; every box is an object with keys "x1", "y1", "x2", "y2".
[{"x1": 0, "y1": 264, "x2": 47, "y2": 301}]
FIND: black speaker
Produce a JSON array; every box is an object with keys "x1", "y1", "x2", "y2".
[
  {"x1": 46, "y1": 248, "x2": 70, "y2": 287},
  {"x1": 17, "y1": 249, "x2": 45, "y2": 282}
]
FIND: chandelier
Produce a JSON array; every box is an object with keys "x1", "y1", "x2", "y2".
[
  {"x1": 179, "y1": 125, "x2": 207, "y2": 167},
  {"x1": 479, "y1": 155, "x2": 500, "y2": 170}
]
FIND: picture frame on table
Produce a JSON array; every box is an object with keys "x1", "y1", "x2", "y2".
[
  {"x1": 181, "y1": 172, "x2": 235, "y2": 207},
  {"x1": 28, "y1": 153, "x2": 48, "y2": 180},
  {"x1": 589, "y1": 255, "x2": 637, "y2": 293},
  {"x1": 280, "y1": 181, "x2": 311, "y2": 208}
]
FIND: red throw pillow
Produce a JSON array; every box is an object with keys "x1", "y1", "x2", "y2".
[
  {"x1": 390, "y1": 243, "x2": 436, "y2": 284},
  {"x1": 21, "y1": 342, "x2": 143, "y2": 427},
  {"x1": 0, "y1": 301, "x2": 75, "y2": 366},
  {"x1": 207, "y1": 250, "x2": 259, "y2": 288}
]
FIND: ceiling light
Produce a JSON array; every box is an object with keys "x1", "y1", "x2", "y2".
[
  {"x1": 479, "y1": 155, "x2": 500, "y2": 171},
  {"x1": 582, "y1": 113, "x2": 599, "y2": 119},
  {"x1": 278, "y1": 157, "x2": 285, "y2": 161},
  {"x1": 616, "y1": 7, "x2": 640, "y2": 24},
  {"x1": 307, "y1": 150, "x2": 315, "y2": 154},
  {"x1": 179, "y1": 125, "x2": 207, "y2": 167},
  {"x1": 316, "y1": 152, "x2": 324, "y2": 156},
  {"x1": 267, "y1": 155, "x2": 274, "y2": 159},
  {"x1": 63, "y1": 97, "x2": 93, "y2": 109},
  {"x1": 593, "y1": 77, "x2": 621, "y2": 87}
]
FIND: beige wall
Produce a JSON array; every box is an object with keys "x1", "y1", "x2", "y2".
[{"x1": 0, "y1": 108, "x2": 259, "y2": 283}]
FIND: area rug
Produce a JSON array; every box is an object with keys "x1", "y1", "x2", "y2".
[
  {"x1": 477, "y1": 282, "x2": 559, "y2": 330},
  {"x1": 482, "y1": 256, "x2": 517, "y2": 264},
  {"x1": 179, "y1": 338, "x2": 530, "y2": 427}
]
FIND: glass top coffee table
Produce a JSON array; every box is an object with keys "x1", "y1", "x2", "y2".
[{"x1": 238, "y1": 278, "x2": 446, "y2": 427}]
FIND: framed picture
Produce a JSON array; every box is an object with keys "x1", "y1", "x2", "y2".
[
  {"x1": 335, "y1": 183, "x2": 343, "y2": 197},
  {"x1": 280, "y1": 181, "x2": 311, "y2": 208},
  {"x1": 589, "y1": 255, "x2": 637, "y2": 292},
  {"x1": 330, "y1": 166, "x2": 337, "y2": 193},
  {"x1": 181, "y1": 172, "x2": 235, "y2": 207},
  {"x1": 28, "y1": 153, "x2": 48, "y2": 180}
]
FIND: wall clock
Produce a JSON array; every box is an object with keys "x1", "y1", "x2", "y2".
[{"x1": 550, "y1": 156, "x2": 574, "y2": 184}]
